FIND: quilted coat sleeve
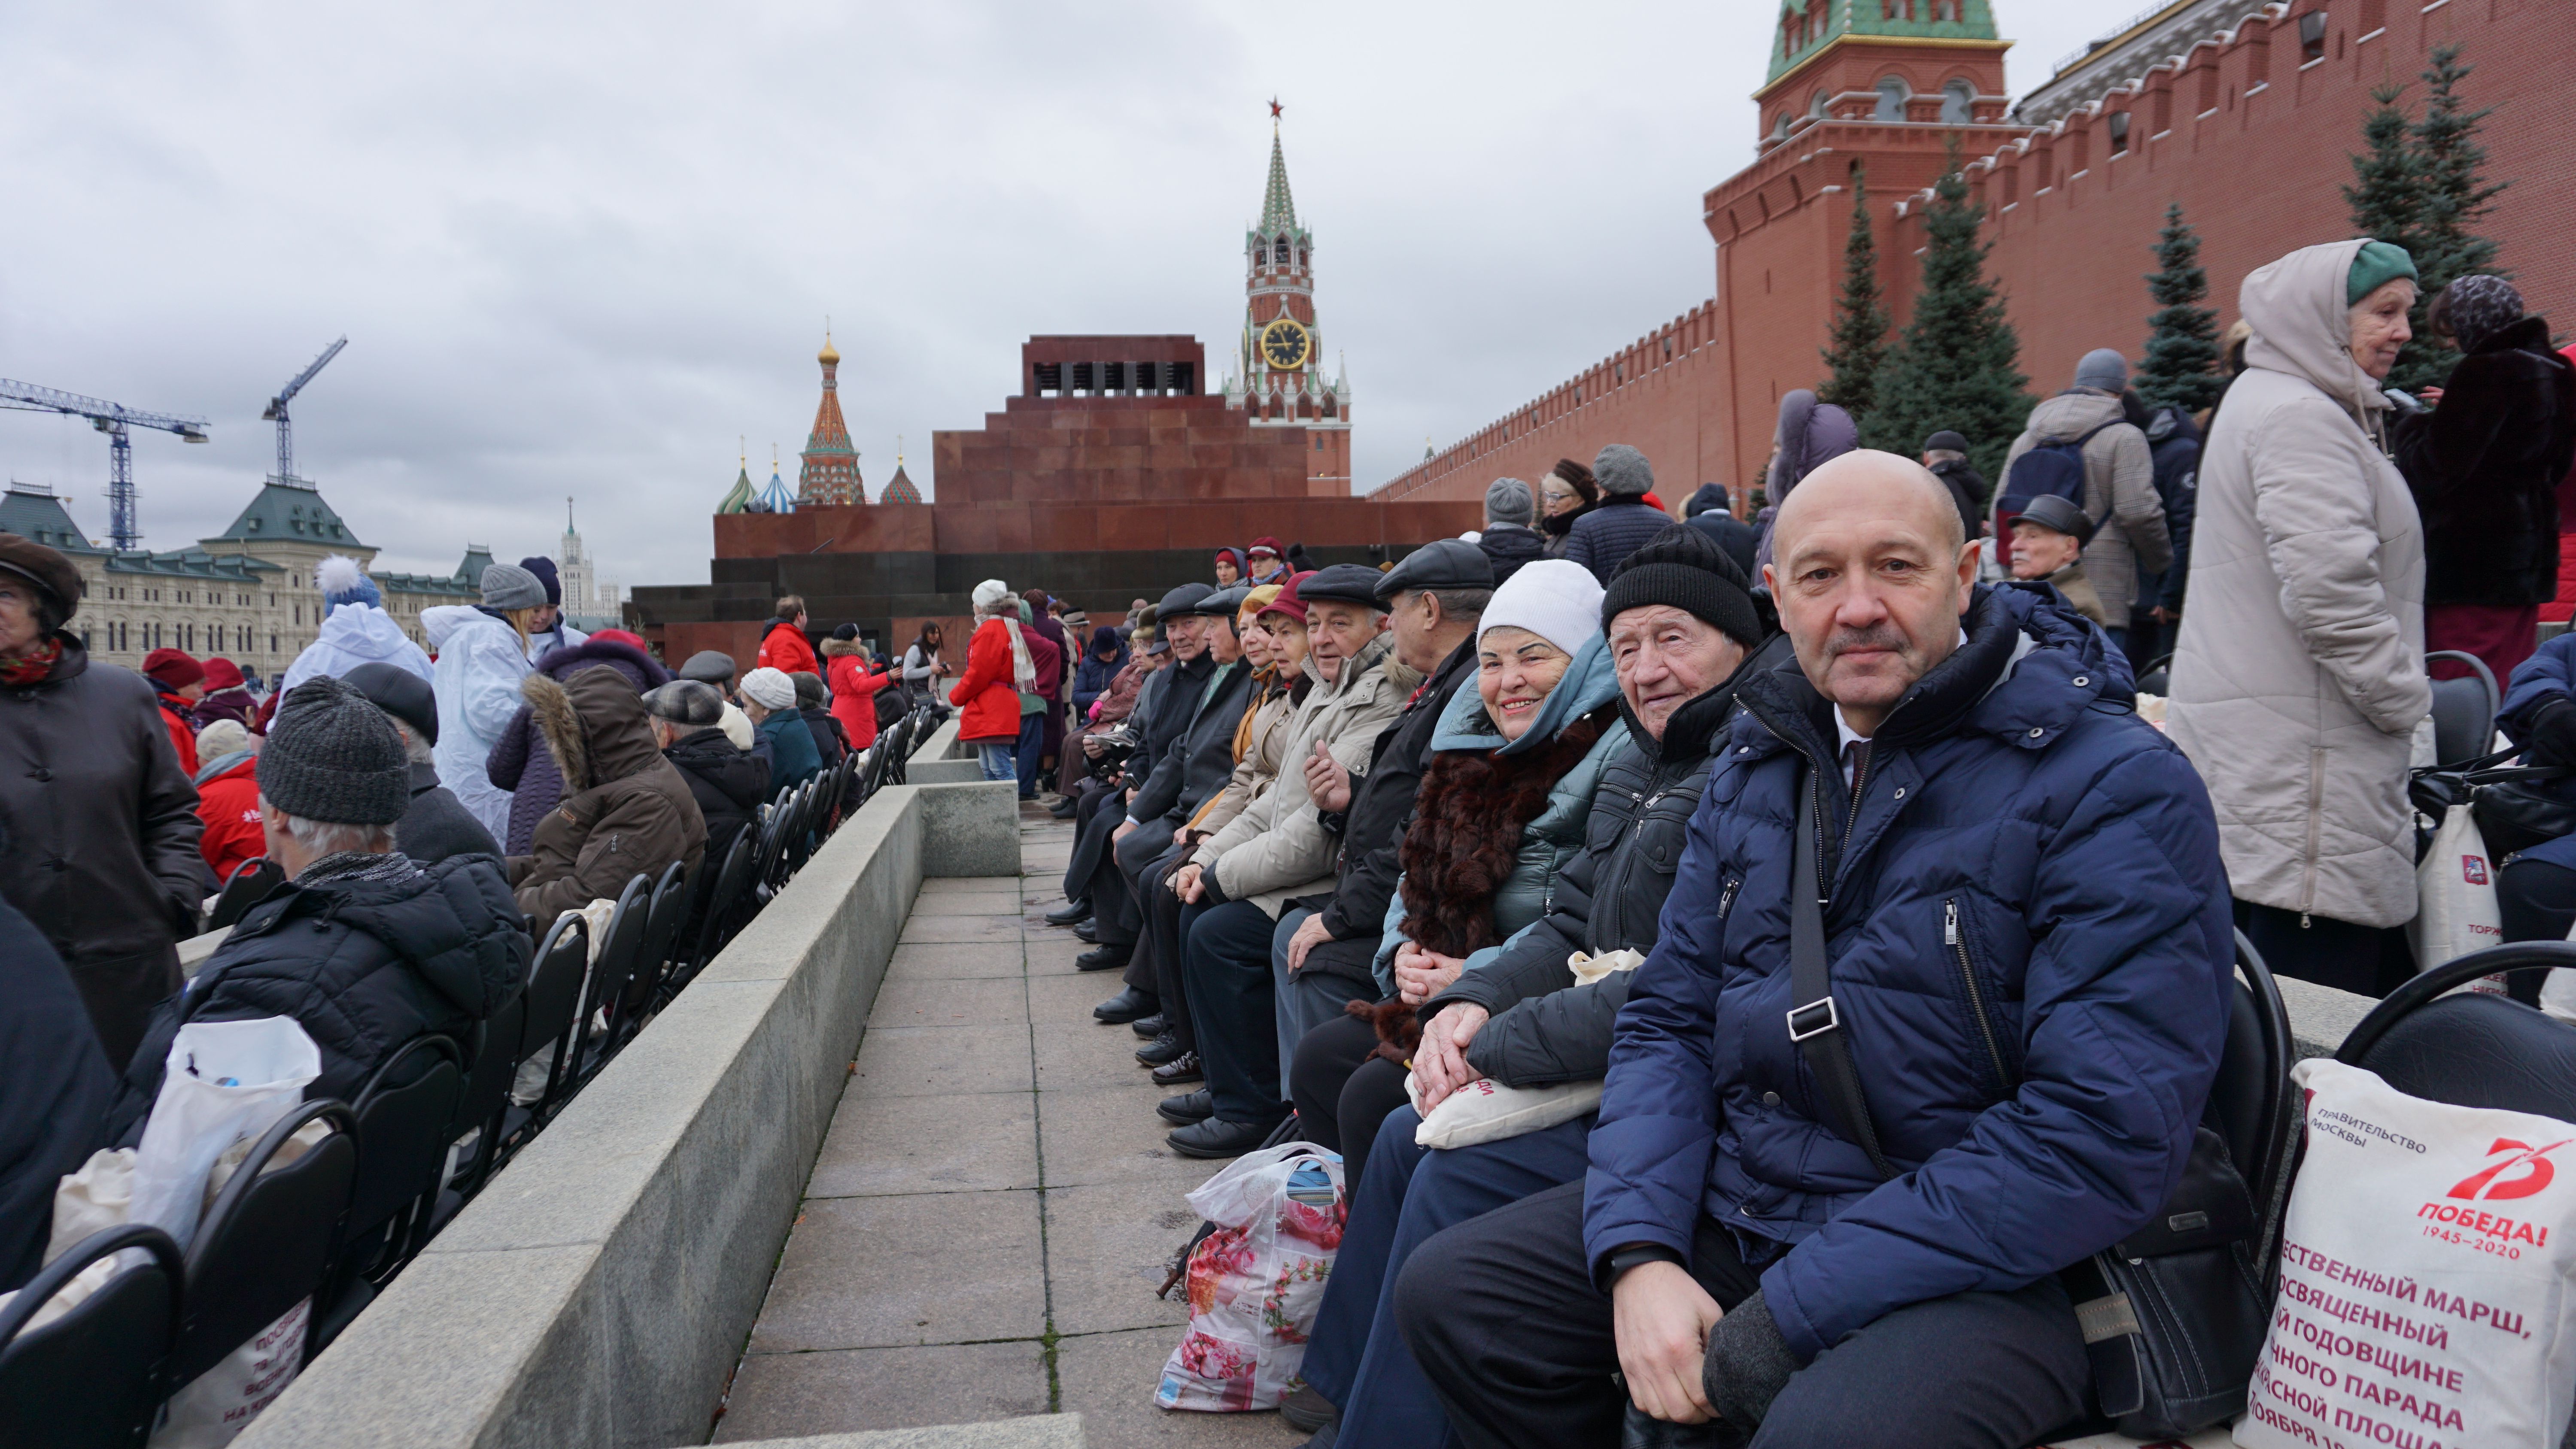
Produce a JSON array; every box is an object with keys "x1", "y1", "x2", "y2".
[
  {"x1": 2500, "y1": 631, "x2": 2576, "y2": 742},
  {"x1": 1209, "y1": 682, "x2": 1405, "y2": 902},
  {"x1": 485, "y1": 707, "x2": 536, "y2": 793},
  {"x1": 2249, "y1": 397, "x2": 2433, "y2": 737},
  {"x1": 1756, "y1": 743, "x2": 2233, "y2": 1362},
  {"x1": 1466, "y1": 971, "x2": 1633, "y2": 1088}
]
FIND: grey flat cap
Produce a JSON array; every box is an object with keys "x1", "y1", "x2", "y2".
[
  {"x1": 1188, "y1": 585, "x2": 1252, "y2": 619},
  {"x1": 1157, "y1": 582, "x2": 1215, "y2": 618},
  {"x1": 1373, "y1": 540, "x2": 1495, "y2": 601},
  {"x1": 678, "y1": 650, "x2": 738, "y2": 686},
  {"x1": 1294, "y1": 564, "x2": 1394, "y2": 608},
  {"x1": 642, "y1": 679, "x2": 725, "y2": 728},
  {"x1": 342, "y1": 661, "x2": 438, "y2": 747},
  {"x1": 479, "y1": 562, "x2": 547, "y2": 611},
  {"x1": 2013, "y1": 492, "x2": 2098, "y2": 546}
]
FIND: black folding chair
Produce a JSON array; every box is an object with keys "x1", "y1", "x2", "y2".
[
  {"x1": 434, "y1": 990, "x2": 527, "y2": 1215},
  {"x1": 610, "y1": 861, "x2": 692, "y2": 1047},
  {"x1": 0, "y1": 1223, "x2": 185, "y2": 1449},
  {"x1": 174, "y1": 1099, "x2": 358, "y2": 1386},
  {"x1": 207, "y1": 856, "x2": 285, "y2": 933},
  {"x1": 675, "y1": 831, "x2": 759, "y2": 992},
  {"x1": 2336, "y1": 942, "x2": 2576, "y2": 1119},
  {"x1": 497, "y1": 913, "x2": 591, "y2": 1158},
  {"x1": 573, "y1": 876, "x2": 652, "y2": 1083},
  {"x1": 307, "y1": 1036, "x2": 465, "y2": 1354},
  {"x1": 2422, "y1": 649, "x2": 2500, "y2": 769}
]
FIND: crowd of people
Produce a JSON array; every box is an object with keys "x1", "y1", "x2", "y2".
[
  {"x1": 972, "y1": 236, "x2": 2576, "y2": 1448},
  {"x1": 4, "y1": 229, "x2": 2576, "y2": 1443}
]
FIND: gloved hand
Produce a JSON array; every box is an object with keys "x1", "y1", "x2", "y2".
[
  {"x1": 2527, "y1": 697, "x2": 2576, "y2": 767},
  {"x1": 1701, "y1": 1291, "x2": 1800, "y2": 1435}
]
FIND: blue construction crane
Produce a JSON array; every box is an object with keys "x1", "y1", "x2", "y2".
[
  {"x1": 261, "y1": 336, "x2": 346, "y2": 484},
  {"x1": 0, "y1": 378, "x2": 210, "y2": 551}
]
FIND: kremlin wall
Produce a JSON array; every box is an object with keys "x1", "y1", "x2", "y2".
[{"x1": 1379, "y1": 0, "x2": 2575, "y2": 506}]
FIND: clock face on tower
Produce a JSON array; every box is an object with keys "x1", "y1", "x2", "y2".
[{"x1": 1260, "y1": 317, "x2": 1311, "y2": 371}]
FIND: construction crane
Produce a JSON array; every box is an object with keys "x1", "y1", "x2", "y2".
[
  {"x1": 261, "y1": 336, "x2": 346, "y2": 484},
  {"x1": 0, "y1": 379, "x2": 210, "y2": 551}
]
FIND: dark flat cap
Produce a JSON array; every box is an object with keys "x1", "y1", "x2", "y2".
[
  {"x1": 2012, "y1": 492, "x2": 2097, "y2": 546},
  {"x1": 1298, "y1": 564, "x2": 1396, "y2": 608},
  {"x1": 1923, "y1": 430, "x2": 1970, "y2": 454},
  {"x1": 342, "y1": 661, "x2": 439, "y2": 746},
  {"x1": 0, "y1": 534, "x2": 83, "y2": 620},
  {"x1": 642, "y1": 679, "x2": 725, "y2": 728},
  {"x1": 1373, "y1": 540, "x2": 1495, "y2": 601},
  {"x1": 1157, "y1": 582, "x2": 1215, "y2": 618},
  {"x1": 678, "y1": 649, "x2": 738, "y2": 686},
  {"x1": 1186, "y1": 584, "x2": 1251, "y2": 619}
]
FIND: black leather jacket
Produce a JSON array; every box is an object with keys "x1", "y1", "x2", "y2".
[{"x1": 1428, "y1": 632, "x2": 1792, "y2": 1087}]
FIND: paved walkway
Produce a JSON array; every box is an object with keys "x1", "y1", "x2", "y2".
[{"x1": 710, "y1": 803, "x2": 1295, "y2": 1448}]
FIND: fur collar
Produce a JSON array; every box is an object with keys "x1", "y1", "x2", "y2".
[
  {"x1": 522, "y1": 673, "x2": 588, "y2": 793},
  {"x1": 821, "y1": 637, "x2": 869, "y2": 658}
]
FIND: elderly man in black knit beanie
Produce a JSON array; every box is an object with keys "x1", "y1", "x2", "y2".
[
  {"x1": 103, "y1": 678, "x2": 529, "y2": 1132},
  {"x1": 1279, "y1": 524, "x2": 1792, "y2": 1449}
]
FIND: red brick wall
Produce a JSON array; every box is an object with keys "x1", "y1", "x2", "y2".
[{"x1": 1377, "y1": 1, "x2": 2570, "y2": 506}]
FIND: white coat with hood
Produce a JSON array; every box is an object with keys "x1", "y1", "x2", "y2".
[
  {"x1": 2167, "y1": 239, "x2": 2429, "y2": 929},
  {"x1": 279, "y1": 603, "x2": 434, "y2": 693},
  {"x1": 422, "y1": 603, "x2": 535, "y2": 840}
]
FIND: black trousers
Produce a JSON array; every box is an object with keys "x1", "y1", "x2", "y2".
[
  {"x1": 2232, "y1": 898, "x2": 2411, "y2": 998},
  {"x1": 1061, "y1": 785, "x2": 1124, "y2": 908},
  {"x1": 1187, "y1": 900, "x2": 1297, "y2": 1126},
  {"x1": 1121, "y1": 836, "x2": 1195, "y2": 998},
  {"x1": 2495, "y1": 854, "x2": 2576, "y2": 1004},
  {"x1": 1290, "y1": 1012, "x2": 1410, "y2": 1194},
  {"x1": 1397, "y1": 1181, "x2": 2091, "y2": 1449}
]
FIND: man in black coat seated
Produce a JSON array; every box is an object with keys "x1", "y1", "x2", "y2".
[
  {"x1": 342, "y1": 662, "x2": 502, "y2": 864},
  {"x1": 644, "y1": 680, "x2": 770, "y2": 861},
  {"x1": 103, "y1": 678, "x2": 528, "y2": 1140},
  {"x1": 0, "y1": 876, "x2": 116, "y2": 1292}
]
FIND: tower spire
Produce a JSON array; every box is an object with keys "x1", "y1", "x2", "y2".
[
  {"x1": 799, "y1": 326, "x2": 863, "y2": 505},
  {"x1": 1260, "y1": 103, "x2": 1297, "y2": 234}
]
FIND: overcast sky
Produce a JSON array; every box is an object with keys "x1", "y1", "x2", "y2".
[{"x1": 0, "y1": 1, "x2": 2110, "y2": 585}]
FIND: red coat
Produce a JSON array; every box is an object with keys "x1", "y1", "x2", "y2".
[
  {"x1": 157, "y1": 699, "x2": 200, "y2": 778},
  {"x1": 949, "y1": 617, "x2": 1022, "y2": 743},
  {"x1": 824, "y1": 644, "x2": 889, "y2": 749},
  {"x1": 757, "y1": 620, "x2": 820, "y2": 677},
  {"x1": 195, "y1": 755, "x2": 264, "y2": 882}
]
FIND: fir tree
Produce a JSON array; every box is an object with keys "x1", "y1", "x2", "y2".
[
  {"x1": 1817, "y1": 168, "x2": 1892, "y2": 419},
  {"x1": 2397, "y1": 44, "x2": 2509, "y2": 392},
  {"x1": 2343, "y1": 80, "x2": 2420, "y2": 254},
  {"x1": 2136, "y1": 203, "x2": 2223, "y2": 415},
  {"x1": 1859, "y1": 150, "x2": 2030, "y2": 481}
]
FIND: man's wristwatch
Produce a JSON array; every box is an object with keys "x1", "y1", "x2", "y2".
[{"x1": 1607, "y1": 1243, "x2": 1687, "y2": 1286}]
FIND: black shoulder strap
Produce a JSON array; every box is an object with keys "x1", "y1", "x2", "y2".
[{"x1": 1789, "y1": 768, "x2": 1899, "y2": 1182}]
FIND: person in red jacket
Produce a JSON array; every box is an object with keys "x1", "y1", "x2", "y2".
[
  {"x1": 951, "y1": 580, "x2": 1031, "y2": 782},
  {"x1": 756, "y1": 595, "x2": 820, "y2": 678},
  {"x1": 140, "y1": 647, "x2": 204, "y2": 777},
  {"x1": 821, "y1": 624, "x2": 891, "y2": 750},
  {"x1": 190, "y1": 718, "x2": 264, "y2": 883}
]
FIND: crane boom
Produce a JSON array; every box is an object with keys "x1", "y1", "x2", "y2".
[
  {"x1": 0, "y1": 378, "x2": 210, "y2": 551},
  {"x1": 260, "y1": 336, "x2": 346, "y2": 484}
]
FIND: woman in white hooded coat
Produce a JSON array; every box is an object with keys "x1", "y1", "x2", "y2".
[
  {"x1": 2167, "y1": 238, "x2": 2430, "y2": 995},
  {"x1": 423, "y1": 563, "x2": 550, "y2": 840},
  {"x1": 279, "y1": 555, "x2": 434, "y2": 693}
]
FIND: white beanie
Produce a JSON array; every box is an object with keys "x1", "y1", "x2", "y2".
[
  {"x1": 740, "y1": 667, "x2": 797, "y2": 711},
  {"x1": 1478, "y1": 558, "x2": 1604, "y2": 659},
  {"x1": 971, "y1": 578, "x2": 1012, "y2": 613}
]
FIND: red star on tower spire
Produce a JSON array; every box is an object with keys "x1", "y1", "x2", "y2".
[{"x1": 1269, "y1": 97, "x2": 1282, "y2": 121}]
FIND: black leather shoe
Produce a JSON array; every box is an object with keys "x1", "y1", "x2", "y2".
[
  {"x1": 1136, "y1": 1032, "x2": 1188, "y2": 1067},
  {"x1": 1093, "y1": 987, "x2": 1157, "y2": 1024},
  {"x1": 1157, "y1": 1088, "x2": 1213, "y2": 1126},
  {"x1": 1282, "y1": 1384, "x2": 1340, "y2": 1434},
  {"x1": 1043, "y1": 900, "x2": 1091, "y2": 927},
  {"x1": 1072, "y1": 919, "x2": 1102, "y2": 944},
  {"x1": 1075, "y1": 944, "x2": 1131, "y2": 972},
  {"x1": 1129, "y1": 1012, "x2": 1166, "y2": 1039},
  {"x1": 1048, "y1": 798, "x2": 1079, "y2": 819},
  {"x1": 1150, "y1": 1051, "x2": 1203, "y2": 1085},
  {"x1": 1168, "y1": 1115, "x2": 1282, "y2": 1159}
]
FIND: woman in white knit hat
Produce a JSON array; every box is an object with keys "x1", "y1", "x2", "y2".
[{"x1": 950, "y1": 579, "x2": 1036, "y2": 783}]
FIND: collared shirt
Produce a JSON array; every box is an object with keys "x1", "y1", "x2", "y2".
[{"x1": 1830, "y1": 628, "x2": 1969, "y2": 793}]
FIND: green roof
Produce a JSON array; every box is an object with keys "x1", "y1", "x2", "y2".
[
  {"x1": 1765, "y1": 0, "x2": 2000, "y2": 85},
  {"x1": 201, "y1": 477, "x2": 368, "y2": 549},
  {"x1": 0, "y1": 484, "x2": 105, "y2": 555},
  {"x1": 718, "y1": 465, "x2": 754, "y2": 515},
  {"x1": 1250, "y1": 129, "x2": 1308, "y2": 247}
]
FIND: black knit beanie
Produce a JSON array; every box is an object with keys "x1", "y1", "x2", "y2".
[
  {"x1": 257, "y1": 676, "x2": 410, "y2": 826},
  {"x1": 1600, "y1": 523, "x2": 1763, "y2": 649}
]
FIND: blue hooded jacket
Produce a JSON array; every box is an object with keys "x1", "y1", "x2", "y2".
[{"x1": 1584, "y1": 582, "x2": 2232, "y2": 1361}]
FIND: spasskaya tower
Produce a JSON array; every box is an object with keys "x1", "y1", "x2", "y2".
[{"x1": 1224, "y1": 102, "x2": 1352, "y2": 497}]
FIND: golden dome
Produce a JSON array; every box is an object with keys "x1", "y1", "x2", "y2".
[{"x1": 818, "y1": 331, "x2": 841, "y2": 367}]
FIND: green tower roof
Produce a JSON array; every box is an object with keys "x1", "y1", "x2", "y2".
[
  {"x1": 0, "y1": 483, "x2": 105, "y2": 555},
  {"x1": 201, "y1": 477, "x2": 366, "y2": 549},
  {"x1": 1765, "y1": 0, "x2": 2001, "y2": 86},
  {"x1": 718, "y1": 464, "x2": 755, "y2": 515}
]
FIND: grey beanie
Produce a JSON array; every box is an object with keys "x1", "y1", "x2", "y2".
[
  {"x1": 1594, "y1": 444, "x2": 1654, "y2": 497},
  {"x1": 256, "y1": 676, "x2": 410, "y2": 827},
  {"x1": 1484, "y1": 477, "x2": 1536, "y2": 527},
  {"x1": 642, "y1": 679, "x2": 724, "y2": 729},
  {"x1": 480, "y1": 562, "x2": 547, "y2": 611},
  {"x1": 2072, "y1": 348, "x2": 2130, "y2": 393}
]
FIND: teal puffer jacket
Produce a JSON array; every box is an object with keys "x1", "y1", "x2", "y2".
[{"x1": 1372, "y1": 636, "x2": 1627, "y2": 994}]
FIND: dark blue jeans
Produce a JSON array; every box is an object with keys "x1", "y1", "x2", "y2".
[
  {"x1": 1304, "y1": 1107, "x2": 1595, "y2": 1449},
  {"x1": 1014, "y1": 713, "x2": 1045, "y2": 798}
]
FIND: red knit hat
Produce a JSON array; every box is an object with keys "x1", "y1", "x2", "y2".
[
  {"x1": 143, "y1": 649, "x2": 204, "y2": 690},
  {"x1": 1248, "y1": 536, "x2": 1285, "y2": 560},
  {"x1": 201, "y1": 657, "x2": 245, "y2": 691},
  {"x1": 1258, "y1": 571, "x2": 1313, "y2": 624}
]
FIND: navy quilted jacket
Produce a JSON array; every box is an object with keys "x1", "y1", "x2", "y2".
[
  {"x1": 1583, "y1": 583, "x2": 2233, "y2": 1361},
  {"x1": 1561, "y1": 497, "x2": 1677, "y2": 585}
]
